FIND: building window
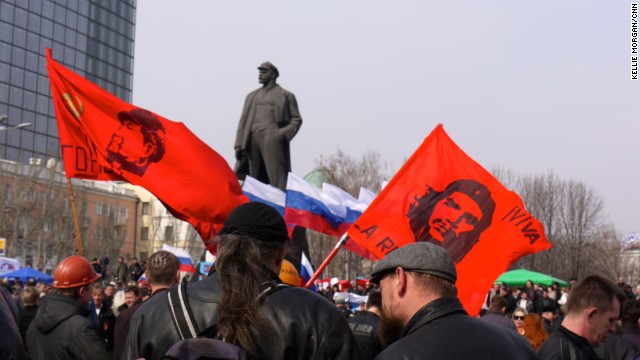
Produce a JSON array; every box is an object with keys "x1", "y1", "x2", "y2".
[
  {"x1": 26, "y1": 190, "x2": 36, "y2": 203},
  {"x1": 140, "y1": 226, "x2": 148, "y2": 241},
  {"x1": 96, "y1": 202, "x2": 103, "y2": 215},
  {"x1": 141, "y1": 201, "x2": 149, "y2": 215},
  {"x1": 120, "y1": 207, "x2": 128, "y2": 219},
  {"x1": 164, "y1": 226, "x2": 173, "y2": 242}
]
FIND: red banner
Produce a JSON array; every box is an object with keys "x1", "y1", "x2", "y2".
[
  {"x1": 346, "y1": 124, "x2": 552, "y2": 315},
  {"x1": 46, "y1": 49, "x2": 247, "y2": 250}
]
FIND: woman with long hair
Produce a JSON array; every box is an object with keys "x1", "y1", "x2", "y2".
[
  {"x1": 523, "y1": 313, "x2": 549, "y2": 351},
  {"x1": 512, "y1": 307, "x2": 527, "y2": 336},
  {"x1": 215, "y1": 202, "x2": 359, "y2": 359}
]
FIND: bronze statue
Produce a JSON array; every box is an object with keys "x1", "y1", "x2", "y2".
[{"x1": 234, "y1": 62, "x2": 302, "y2": 190}]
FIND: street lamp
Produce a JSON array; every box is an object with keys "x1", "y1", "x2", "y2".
[{"x1": 0, "y1": 115, "x2": 31, "y2": 131}]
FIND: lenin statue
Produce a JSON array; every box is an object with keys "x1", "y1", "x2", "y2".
[{"x1": 234, "y1": 62, "x2": 302, "y2": 191}]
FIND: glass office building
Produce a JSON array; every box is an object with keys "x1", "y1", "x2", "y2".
[{"x1": 0, "y1": 0, "x2": 136, "y2": 163}]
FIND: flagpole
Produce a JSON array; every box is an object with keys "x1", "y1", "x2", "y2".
[
  {"x1": 304, "y1": 233, "x2": 348, "y2": 289},
  {"x1": 66, "y1": 178, "x2": 84, "y2": 256}
]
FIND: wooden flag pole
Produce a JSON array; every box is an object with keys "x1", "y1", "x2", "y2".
[
  {"x1": 304, "y1": 233, "x2": 348, "y2": 289},
  {"x1": 66, "y1": 178, "x2": 84, "y2": 256}
]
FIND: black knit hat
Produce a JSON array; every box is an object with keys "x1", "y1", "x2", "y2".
[{"x1": 219, "y1": 202, "x2": 289, "y2": 243}]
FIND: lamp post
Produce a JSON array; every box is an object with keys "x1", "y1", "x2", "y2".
[{"x1": 0, "y1": 115, "x2": 31, "y2": 131}]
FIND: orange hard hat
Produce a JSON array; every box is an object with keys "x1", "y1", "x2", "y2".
[
  {"x1": 279, "y1": 259, "x2": 300, "y2": 286},
  {"x1": 53, "y1": 255, "x2": 101, "y2": 289}
]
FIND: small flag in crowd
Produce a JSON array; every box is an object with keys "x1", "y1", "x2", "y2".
[
  {"x1": 346, "y1": 124, "x2": 552, "y2": 316},
  {"x1": 46, "y1": 49, "x2": 247, "y2": 252},
  {"x1": 300, "y1": 253, "x2": 317, "y2": 292},
  {"x1": 162, "y1": 244, "x2": 197, "y2": 273}
]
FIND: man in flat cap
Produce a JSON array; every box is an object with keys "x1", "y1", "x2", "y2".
[
  {"x1": 234, "y1": 62, "x2": 302, "y2": 190},
  {"x1": 371, "y1": 242, "x2": 536, "y2": 359}
]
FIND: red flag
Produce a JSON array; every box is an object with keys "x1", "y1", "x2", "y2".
[
  {"x1": 46, "y1": 49, "x2": 247, "y2": 251},
  {"x1": 346, "y1": 124, "x2": 552, "y2": 315}
]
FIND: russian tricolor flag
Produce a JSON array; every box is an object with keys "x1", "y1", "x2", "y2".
[
  {"x1": 284, "y1": 173, "x2": 350, "y2": 236},
  {"x1": 242, "y1": 176, "x2": 286, "y2": 217},
  {"x1": 321, "y1": 183, "x2": 377, "y2": 260},
  {"x1": 300, "y1": 252, "x2": 317, "y2": 292},
  {"x1": 162, "y1": 244, "x2": 197, "y2": 273}
]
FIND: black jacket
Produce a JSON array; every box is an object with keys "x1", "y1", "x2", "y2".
[
  {"x1": 375, "y1": 296, "x2": 536, "y2": 360},
  {"x1": 537, "y1": 324, "x2": 600, "y2": 360},
  {"x1": 0, "y1": 288, "x2": 25, "y2": 360},
  {"x1": 479, "y1": 310, "x2": 518, "y2": 331},
  {"x1": 88, "y1": 301, "x2": 116, "y2": 351},
  {"x1": 123, "y1": 272, "x2": 360, "y2": 360},
  {"x1": 26, "y1": 292, "x2": 111, "y2": 360},
  {"x1": 348, "y1": 310, "x2": 383, "y2": 360}
]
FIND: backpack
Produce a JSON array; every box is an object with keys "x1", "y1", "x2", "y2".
[{"x1": 162, "y1": 278, "x2": 288, "y2": 360}]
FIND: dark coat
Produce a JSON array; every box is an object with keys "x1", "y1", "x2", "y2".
[
  {"x1": 124, "y1": 272, "x2": 359, "y2": 360},
  {"x1": 479, "y1": 310, "x2": 518, "y2": 331},
  {"x1": 375, "y1": 296, "x2": 536, "y2": 360},
  {"x1": 594, "y1": 333, "x2": 640, "y2": 360},
  {"x1": 537, "y1": 324, "x2": 600, "y2": 360},
  {"x1": 114, "y1": 299, "x2": 142, "y2": 360},
  {"x1": 0, "y1": 287, "x2": 25, "y2": 360},
  {"x1": 622, "y1": 325, "x2": 640, "y2": 351},
  {"x1": 19, "y1": 305, "x2": 38, "y2": 353},
  {"x1": 348, "y1": 310, "x2": 384, "y2": 360},
  {"x1": 26, "y1": 292, "x2": 111, "y2": 360},
  {"x1": 88, "y1": 300, "x2": 116, "y2": 351},
  {"x1": 115, "y1": 262, "x2": 128, "y2": 283}
]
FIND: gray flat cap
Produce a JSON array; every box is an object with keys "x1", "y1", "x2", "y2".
[{"x1": 370, "y1": 242, "x2": 457, "y2": 285}]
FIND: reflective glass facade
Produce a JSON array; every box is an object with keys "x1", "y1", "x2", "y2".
[{"x1": 0, "y1": 0, "x2": 136, "y2": 163}]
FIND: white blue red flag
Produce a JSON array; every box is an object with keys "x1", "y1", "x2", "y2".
[
  {"x1": 162, "y1": 244, "x2": 197, "y2": 273},
  {"x1": 284, "y1": 173, "x2": 349, "y2": 236},
  {"x1": 321, "y1": 183, "x2": 376, "y2": 260},
  {"x1": 300, "y1": 252, "x2": 317, "y2": 292},
  {"x1": 242, "y1": 176, "x2": 286, "y2": 217}
]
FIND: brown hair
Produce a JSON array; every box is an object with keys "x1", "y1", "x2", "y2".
[
  {"x1": 523, "y1": 313, "x2": 548, "y2": 351},
  {"x1": 621, "y1": 299, "x2": 640, "y2": 327},
  {"x1": 490, "y1": 295, "x2": 507, "y2": 312},
  {"x1": 216, "y1": 234, "x2": 285, "y2": 356},
  {"x1": 146, "y1": 250, "x2": 179, "y2": 286},
  {"x1": 124, "y1": 285, "x2": 140, "y2": 297},
  {"x1": 566, "y1": 274, "x2": 625, "y2": 315},
  {"x1": 22, "y1": 286, "x2": 39, "y2": 306}
]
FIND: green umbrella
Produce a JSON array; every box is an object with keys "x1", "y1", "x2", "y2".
[{"x1": 495, "y1": 269, "x2": 568, "y2": 288}]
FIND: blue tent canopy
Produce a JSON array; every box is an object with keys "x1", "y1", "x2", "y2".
[{"x1": 3, "y1": 267, "x2": 54, "y2": 285}]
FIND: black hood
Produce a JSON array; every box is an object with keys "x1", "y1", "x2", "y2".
[{"x1": 33, "y1": 292, "x2": 89, "y2": 333}]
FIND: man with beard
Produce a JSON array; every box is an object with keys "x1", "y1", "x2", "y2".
[{"x1": 371, "y1": 242, "x2": 536, "y2": 359}]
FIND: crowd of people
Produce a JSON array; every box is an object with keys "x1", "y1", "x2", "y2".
[{"x1": 1, "y1": 202, "x2": 640, "y2": 359}]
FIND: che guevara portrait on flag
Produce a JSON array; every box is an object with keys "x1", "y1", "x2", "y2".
[{"x1": 407, "y1": 179, "x2": 496, "y2": 263}]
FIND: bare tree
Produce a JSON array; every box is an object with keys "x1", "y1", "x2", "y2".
[{"x1": 493, "y1": 167, "x2": 615, "y2": 282}]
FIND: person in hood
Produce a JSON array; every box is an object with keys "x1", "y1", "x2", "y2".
[{"x1": 26, "y1": 256, "x2": 111, "y2": 360}]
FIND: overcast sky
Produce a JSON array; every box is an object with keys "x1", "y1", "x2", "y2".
[{"x1": 132, "y1": 1, "x2": 638, "y2": 236}]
